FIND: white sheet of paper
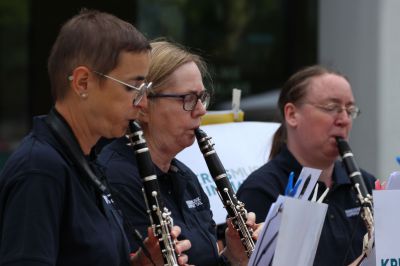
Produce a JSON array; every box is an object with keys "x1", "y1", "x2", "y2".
[
  {"x1": 272, "y1": 197, "x2": 327, "y2": 266},
  {"x1": 359, "y1": 247, "x2": 376, "y2": 266},
  {"x1": 248, "y1": 195, "x2": 327, "y2": 266},
  {"x1": 293, "y1": 167, "x2": 322, "y2": 200},
  {"x1": 248, "y1": 195, "x2": 285, "y2": 266},
  {"x1": 373, "y1": 190, "x2": 400, "y2": 265}
]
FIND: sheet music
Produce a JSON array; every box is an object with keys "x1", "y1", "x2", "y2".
[
  {"x1": 272, "y1": 198, "x2": 327, "y2": 266},
  {"x1": 249, "y1": 167, "x2": 326, "y2": 266},
  {"x1": 248, "y1": 195, "x2": 285, "y2": 266}
]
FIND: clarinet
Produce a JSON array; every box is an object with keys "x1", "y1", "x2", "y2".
[
  {"x1": 336, "y1": 137, "x2": 374, "y2": 258},
  {"x1": 195, "y1": 128, "x2": 255, "y2": 258},
  {"x1": 127, "y1": 120, "x2": 179, "y2": 266}
]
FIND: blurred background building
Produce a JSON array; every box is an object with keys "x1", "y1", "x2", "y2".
[{"x1": 0, "y1": 0, "x2": 399, "y2": 180}]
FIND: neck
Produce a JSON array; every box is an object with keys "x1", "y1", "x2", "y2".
[
  {"x1": 55, "y1": 102, "x2": 99, "y2": 155},
  {"x1": 287, "y1": 142, "x2": 335, "y2": 188},
  {"x1": 287, "y1": 137, "x2": 334, "y2": 167},
  {"x1": 319, "y1": 165, "x2": 334, "y2": 188}
]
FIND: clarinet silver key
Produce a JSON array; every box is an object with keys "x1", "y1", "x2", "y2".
[
  {"x1": 127, "y1": 120, "x2": 179, "y2": 266},
  {"x1": 195, "y1": 128, "x2": 255, "y2": 257}
]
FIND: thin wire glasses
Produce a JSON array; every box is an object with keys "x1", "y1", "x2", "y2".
[
  {"x1": 92, "y1": 71, "x2": 152, "y2": 106},
  {"x1": 304, "y1": 102, "x2": 361, "y2": 119},
  {"x1": 148, "y1": 90, "x2": 211, "y2": 111}
]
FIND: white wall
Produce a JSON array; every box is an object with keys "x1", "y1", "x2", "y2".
[{"x1": 319, "y1": 0, "x2": 400, "y2": 179}]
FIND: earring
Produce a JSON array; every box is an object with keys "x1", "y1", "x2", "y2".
[{"x1": 80, "y1": 93, "x2": 88, "y2": 99}]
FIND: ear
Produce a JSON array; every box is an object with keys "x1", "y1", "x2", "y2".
[
  {"x1": 284, "y1": 102, "x2": 300, "y2": 128},
  {"x1": 69, "y1": 66, "x2": 91, "y2": 98}
]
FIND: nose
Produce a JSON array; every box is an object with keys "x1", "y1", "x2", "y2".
[
  {"x1": 191, "y1": 99, "x2": 207, "y2": 118},
  {"x1": 335, "y1": 109, "x2": 352, "y2": 126},
  {"x1": 133, "y1": 92, "x2": 148, "y2": 110}
]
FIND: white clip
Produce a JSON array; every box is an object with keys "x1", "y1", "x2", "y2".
[
  {"x1": 311, "y1": 183, "x2": 319, "y2": 202},
  {"x1": 232, "y1": 88, "x2": 241, "y2": 121},
  {"x1": 317, "y1": 187, "x2": 330, "y2": 203}
]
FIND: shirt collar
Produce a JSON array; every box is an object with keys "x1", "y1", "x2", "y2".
[
  {"x1": 155, "y1": 158, "x2": 181, "y2": 177},
  {"x1": 332, "y1": 162, "x2": 352, "y2": 185}
]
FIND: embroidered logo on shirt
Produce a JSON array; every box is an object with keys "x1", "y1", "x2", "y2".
[
  {"x1": 102, "y1": 194, "x2": 113, "y2": 205},
  {"x1": 345, "y1": 207, "x2": 360, "y2": 218},
  {"x1": 186, "y1": 197, "x2": 203, "y2": 209}
]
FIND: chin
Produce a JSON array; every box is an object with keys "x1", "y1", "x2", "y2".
[
  {"x1": 112, "y1": 126, "x2": 127, "y2": 139},
  {"x1": 183, "y1": 141, "x2": 194, "y2": 150},
  {"x1": 326, "y1": 150, "x2": 340, "y2": 161},
  {"x1": 181, "y1": 138, "x2": 195, "y2": 150}
]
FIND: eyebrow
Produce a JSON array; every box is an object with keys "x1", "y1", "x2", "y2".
[
  {"x1": 131, "y1": 75, "x2": 146, "y2": 82},
  {"x1": 188, "y1": 88, "x2": 206, "y2": 94},
  {"x1": 125, "y1": 76, "x2": 146, "y2": 86},
  {"x1": 323, "y1": 98, "x2": 355, "y2": 105},
  {"x1": 160, "y1": 89, "x2": 206, "y2": 95}
]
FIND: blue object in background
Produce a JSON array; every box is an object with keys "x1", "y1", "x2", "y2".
[
  {"x1": 284, "y1": 171, "x2": 302, "y2": 197},
  {"x1": 396, "y1": 156, "x2": 400, "y2": 165}
]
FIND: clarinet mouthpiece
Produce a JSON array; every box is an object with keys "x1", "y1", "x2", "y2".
[
  {"x1": 335, "y1": 137, "x2": 351, "y2": 156},
  {"x1": 194, "y1": 127, "x2": 205, "y2": 139}
]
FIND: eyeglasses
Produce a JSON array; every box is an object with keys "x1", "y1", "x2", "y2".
[
  {"x1": 304, "y1": 102, "x2": 361, "y2": 119},
  {"x1": 92, "y1": 71, "x2": 152, "y2": 106},
  {"x1": 147, "y1": 90, "x2": 210, "y2": 111}
]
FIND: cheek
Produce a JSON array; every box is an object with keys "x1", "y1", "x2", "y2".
[
  {"x1": 170, "y1": 117, "x2": 193, "y2": 141},
  {"x1": 112, "y1": 101, "x2": 130, "y2": 119},
  {"x1": 162, "y1": 108, "x2": 187, "y2": 128},
  {"x1": 298, "y1": 117, "x2": 331, "y2": 143},
  {"x1": 149, "y1": 109, "x2": 175, "y2": 135},
  {"x1": 347, "y1": 121, "x2": 353, "y2": 131},
  {"x1": 106, "y1": 91, "x2": 132, "y2": 111},
  {"x1": 311, "y1": 116, "x2": 333, "y2": 131}
]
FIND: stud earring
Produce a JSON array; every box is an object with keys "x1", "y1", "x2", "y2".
[{"x1": 80, "y1": 93, "x2": 88, "y2": 99}]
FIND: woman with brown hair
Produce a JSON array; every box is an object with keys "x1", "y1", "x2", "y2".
[
  {"x1": 0, "y1": 10, "x2": 189, "y2": 266},
  {"x1": 237, "y1": 65, "x2": 376, "y2": 266}
]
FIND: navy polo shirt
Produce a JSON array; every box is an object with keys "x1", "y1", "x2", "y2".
[
  {"x1": 236, "y1": 145, "x2": 376, "y2": 266},
  {"x1": 0, "y1": 116, "x2": 130, "y2": 266},
  {"x1": 98, "y1": 137, "x2": 220, "y2": 266}
]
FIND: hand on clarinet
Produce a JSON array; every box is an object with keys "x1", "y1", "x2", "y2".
[
  {"x1": 245, "y1": 212, "x2": 264, "y2": 240},
  {"x1": 221, "y1": 212, "x2": 263, "y2": 266},
  {"x1": 130, "y1": 225, "x2": 192, "y2": 266},
  {"x1": 348, "y1": 254, "x2": 365, "y2": 266}
]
